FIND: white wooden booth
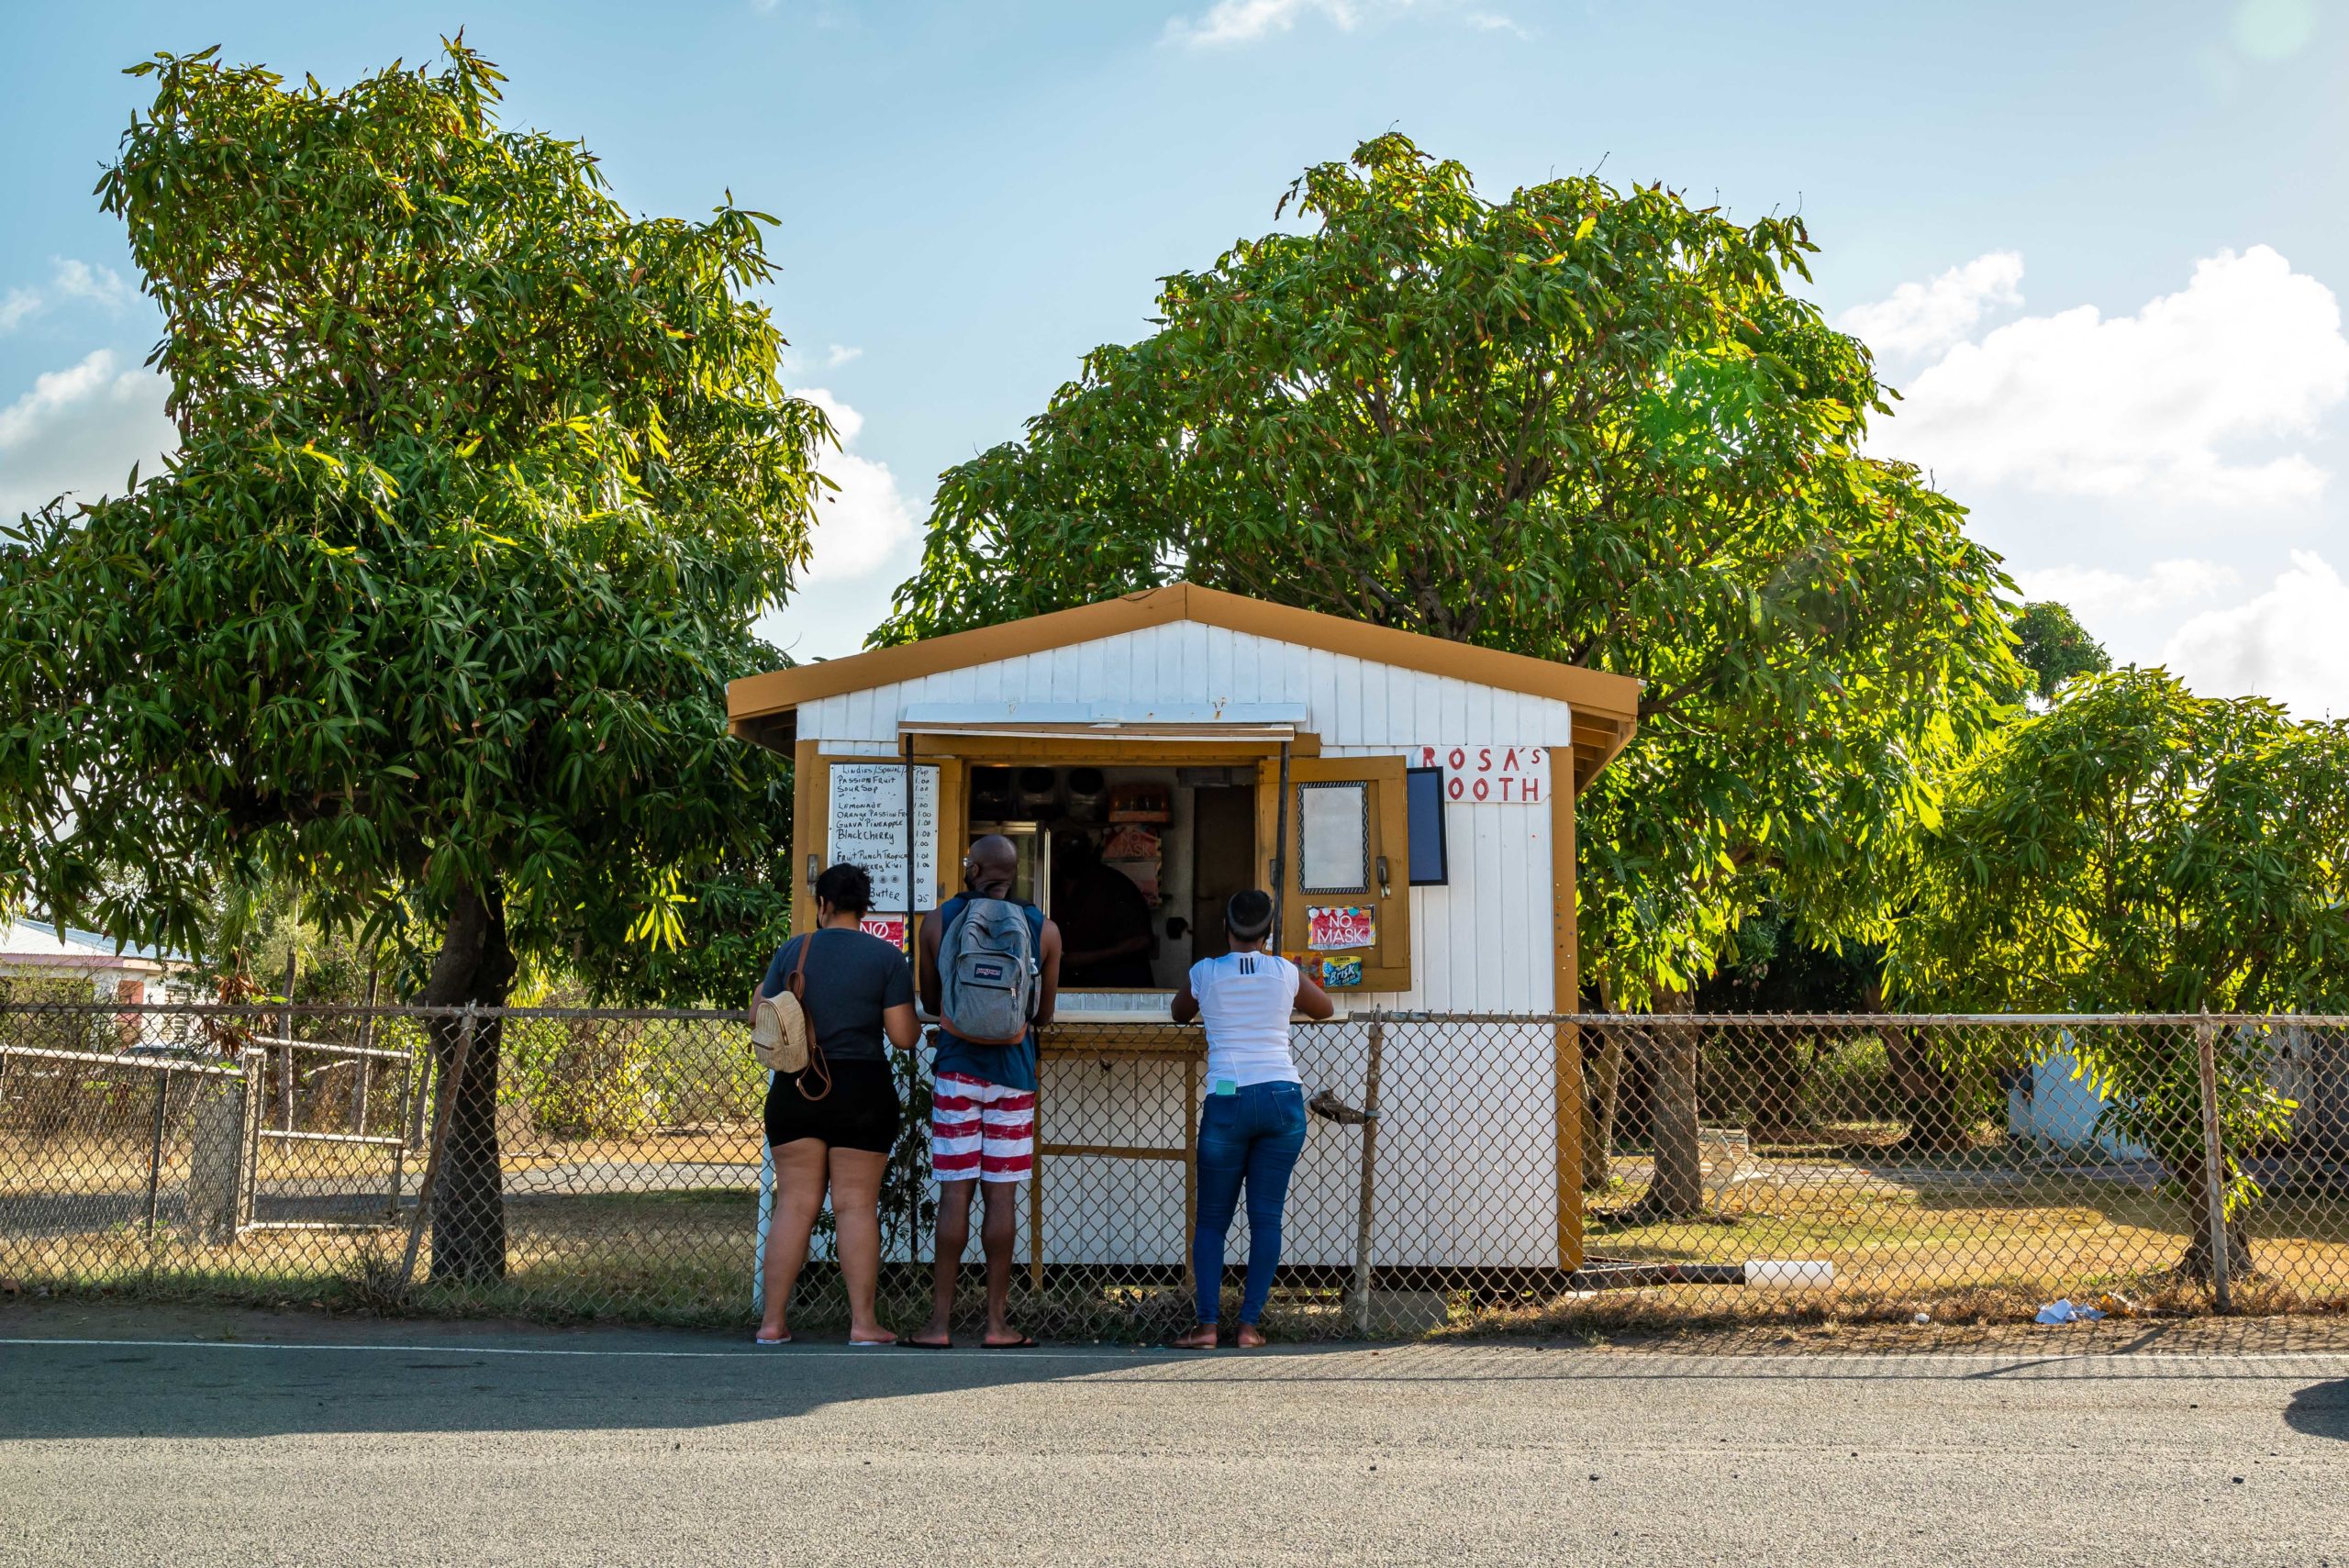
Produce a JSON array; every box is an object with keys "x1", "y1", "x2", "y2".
[{"x1": 728, "y1": 584, "x2": 1639, "y2": 1273}]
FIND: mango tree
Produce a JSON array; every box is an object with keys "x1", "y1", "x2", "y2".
[
  {"x1": 1886, "y1": 667, "x2": 2349, "y2": 1280},
  {"x1": 2006, "y1": 600, "x2": 2111, "y2": 705},
  {"x1": 880, "y1": 134, "x2": 2021, "y2": 1213},
  {"x1": 0, "y1": 41, "x2": 824, "y2": 1282}
]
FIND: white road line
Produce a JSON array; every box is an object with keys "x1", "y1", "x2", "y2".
[
  {"x1": 4, "y1": 1335, "x2": 2349, "y2": 1366},
  {"x1": 0, "y1": 1336, "x2": 1158, "y2": 1362}
]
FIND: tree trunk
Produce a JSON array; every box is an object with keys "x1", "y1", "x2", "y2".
[
  {"x1": 1581, "y1": 1024, "x2": 1624, "y2": 1193},
  {"x1": 1746, "y1": 1026, "x2": 1810, "y2": 1144},
  {"x1": 1871, "y1": 979, "x2": 1966, "y2": 1152},
  {"x1": 1642, "y1": 989, "x2": 1704, "y2": 1218},
  {"x1": 2178, "y1": 1151, "x2": 2254, "y2": 1285},
  {"x1": 419, "y1": 882, "x2": 518, "y2": 1285}
]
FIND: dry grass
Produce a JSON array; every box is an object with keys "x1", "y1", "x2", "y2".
[{"x1": 10, "y1": 1133, "x2": 2349, "y2": 1340}]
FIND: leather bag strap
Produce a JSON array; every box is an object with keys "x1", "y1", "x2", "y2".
[{"x1": 793, "y1": 929, "x2": 832, "y2": 1103}]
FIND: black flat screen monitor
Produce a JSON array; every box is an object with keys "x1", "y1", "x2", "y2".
[{"x1": 1404, "y1": 766, "x2": 1449, "y2": 886}]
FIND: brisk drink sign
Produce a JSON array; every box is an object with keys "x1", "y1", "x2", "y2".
[{"x1": 1415, "y1": 745, "x2": 1548, "y2": 804}]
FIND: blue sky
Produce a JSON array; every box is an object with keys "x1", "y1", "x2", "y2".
[{"x1": 4, "y1": 0, "x2": 2344, "y2": 713}]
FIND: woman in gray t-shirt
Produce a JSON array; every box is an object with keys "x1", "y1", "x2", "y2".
[{"x1": 751, "y1": 863, "x2": 918, "y2": 1346}]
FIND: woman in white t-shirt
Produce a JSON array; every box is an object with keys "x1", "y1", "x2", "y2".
[{"x1": 1168, "y1": 889, "x2": 1334, "y2": 1349}]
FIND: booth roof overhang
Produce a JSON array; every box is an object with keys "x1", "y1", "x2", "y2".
[{"x1": 727, "y1": 583, "x2": 1642, "y2": 794}]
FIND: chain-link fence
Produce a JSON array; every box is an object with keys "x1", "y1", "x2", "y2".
[{"x1": 5, "y1": 1003, "x2": 2346, "y2": 1338}]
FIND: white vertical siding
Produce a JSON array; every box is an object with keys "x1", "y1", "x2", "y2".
[
  {"x1": 802, "y1": 625, "x2": 1575, "y2": 746},
  {"x1": 1020, "y1": 1020, "x2": 1559, "y2": 1270},
  {"x1": 803, "y1": 621, "x2": 1572, "y2": 1017},
  {"x1": 797, "y1": 621, "x2": 1577, "y2": 1268}
]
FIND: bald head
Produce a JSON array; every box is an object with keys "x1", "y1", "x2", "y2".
[{"x1": 966, "y1": 834, "x2": 1019, "y2": 896}]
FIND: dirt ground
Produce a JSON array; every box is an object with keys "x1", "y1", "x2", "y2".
[{"x1": 10, "y1": 1284, "x2": 2349, "y2": 1360}]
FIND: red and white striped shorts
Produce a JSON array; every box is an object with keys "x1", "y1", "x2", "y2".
[{"x1": 930, "y1": 1072, "x2": 1036, "y2": 1184}]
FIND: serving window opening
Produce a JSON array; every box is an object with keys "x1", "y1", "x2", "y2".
[
  {"x1": 926, "y1": 745, "x2": 1412, "y2": 1009},
  {"x1": 963, "y1": 763, "x2": 1264, "y2": 1008}
]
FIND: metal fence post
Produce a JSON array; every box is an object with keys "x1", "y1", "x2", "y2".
[
  {"x1": 237, "y1": 1046, "x2": 262, "y2": 1234},
  {"x1": 1351, "y1": 1013, "x2": 1385, "y2": 1337},
  {"x1": 406, "y1": 1049, "x2": 435, "y2": 1151},
  {"x1": 2195, "y1": 1009, "x2": 2234, "y2": 1316},
  {"x1": 399, "y1": 1003, "x2": 478, "y2": 1293},
  {"x1": 387, "y1": 1042, "x2": 417, "y2": 1218},
  {"x1": 143, "y1": 1067, "x2": 171, "y2": 1237}
]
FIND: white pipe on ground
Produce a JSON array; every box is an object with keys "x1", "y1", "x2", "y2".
[{"x1": 1743, "y1": 1259, "x2": 1835, "y2": 1287}]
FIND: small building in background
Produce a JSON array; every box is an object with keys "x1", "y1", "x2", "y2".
[
  {"x1": 0, "y1": 918, "x2": 198, "y2": 1006},
  {"x1": 2006, "y1": 1033, "x2": 2152, "y2": 1162}
]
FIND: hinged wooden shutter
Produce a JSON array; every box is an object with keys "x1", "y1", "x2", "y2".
[{"x1": 1277, "y1": 755, "x2": 1411, "y2": 995}]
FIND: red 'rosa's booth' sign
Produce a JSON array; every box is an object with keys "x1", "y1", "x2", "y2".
[{"x1": 1414, "y1": 745, "x2": 1549, "y2": 804}]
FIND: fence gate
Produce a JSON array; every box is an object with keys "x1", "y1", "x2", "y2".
[{"x1": 242, "y1": 1031, "x2": 424, "y2": 1236}]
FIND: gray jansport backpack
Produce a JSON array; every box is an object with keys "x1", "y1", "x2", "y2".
[{"x1": 939, "y1": 896, "x2": 1040, "y2": 1046}]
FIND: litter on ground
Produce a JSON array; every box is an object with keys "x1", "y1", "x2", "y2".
[{"x1": 2034, "y1": 1299, "x2": 2107, "y2": 1325}]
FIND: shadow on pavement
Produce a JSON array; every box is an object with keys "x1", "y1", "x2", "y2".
[
  {"x1": 0, "y1": 1330, "x2": 1212, "y2": 1440},
  {"x1": 2283, "y1": 1379, "x2": 2349, "y2": 1441},
  {"x1": 15, "y1": 1299, "x2": 2349, "y2": 1442}
]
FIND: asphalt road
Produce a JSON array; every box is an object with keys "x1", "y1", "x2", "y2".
[{"x1": 4, "y1": 1307, "x2": 2346, "y2": 1567}]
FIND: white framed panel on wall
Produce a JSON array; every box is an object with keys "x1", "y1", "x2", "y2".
[{"x1": 825, "y1": 761, "x2": 940, "y2": 915}]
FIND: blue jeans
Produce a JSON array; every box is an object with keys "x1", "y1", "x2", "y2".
[{"x1": 1192, "y1": 1081, "x2": 1307, "y2": 1324}]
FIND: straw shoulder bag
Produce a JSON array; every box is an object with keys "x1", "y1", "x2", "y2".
[{"x1": 750, "y1": 932, "x2": 831, "y2": 1100}]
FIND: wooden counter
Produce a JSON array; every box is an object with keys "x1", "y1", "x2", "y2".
[{"x1": 1030, "y1": 1016, "x2": 1202, "y2": 1289}]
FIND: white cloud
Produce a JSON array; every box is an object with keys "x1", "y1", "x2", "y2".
[
  {"x1": 49, "y1": 259, "x2": 132, "y2": 313},
  {"x1": 1879, "y1": 246, "x2": 2349, "y2": 506},
  {"x1": 1837, "y1": 250, "x2": 2023, "y2": 359},
  {"x1": 1164, "y1": 0, "x2": 1508, "y2": 46},
  {"x1": 822, "y1": 344, "x2": 863, "y2": 369},
  {"x1": 0, "y1": 259, "x2": 137, "y2": 336},
  {"x1": 0, "y1": 350, "x2": 177, "y2": 517},
  {"x1": 794, "y1": 386, "x2": 916, "y2": 584},
  {"x1": 2233, "y1": 0, "x2": 2318, "y2": 61},
  {"x1": 1170, "y1": 0, "x2": 1354, "y2": 44},
  {"x1": 2013, "y1": 559, "x2": 2241, "y2": 618},
  {"x1": 2165, "y1": 550, "x2": 2349, "y2": 719}
]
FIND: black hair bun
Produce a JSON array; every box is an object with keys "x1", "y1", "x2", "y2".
[
  {"x1": 816, "y1": 862, "x2": 875, "y2": 918},
  {"x1": 1226, "y1": 889, "x2": 1275, "y2": 941}
]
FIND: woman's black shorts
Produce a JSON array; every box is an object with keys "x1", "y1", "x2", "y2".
[{"x1": 764, "y1": 1059, "x2": 901, "y2": 1154}]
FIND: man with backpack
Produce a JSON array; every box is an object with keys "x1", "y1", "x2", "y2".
[{"x1": 909, "y1": 834, "x2": 1062, "y2": 1349}]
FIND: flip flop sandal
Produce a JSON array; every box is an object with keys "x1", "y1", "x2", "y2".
[
  {"x1": 901, "y1": 1338, "x2": 954, "y2": 1351},
  {"x1": 981, "y1": 1336, "x2": 1040, "y2": 1350},
  {"x1": 752, "y1": 1334, "x2": 793, "y2": 1347}
]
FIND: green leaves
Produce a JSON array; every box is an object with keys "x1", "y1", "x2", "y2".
[
  {"x1": 0, "y1": 39, "x2": 819, "y2": 1002},
  {"x1": 1886, "y1": 667, "x2": 2349, "y2": 1017},
  {"x1": 2006, "y1": 599, "x2": 2112, "y2": 704},
  {"x1": 1884, "y1": 669, "x2": 2348, "y2": 1240},
  {"x1": 876, "y1": 133, "x2": 2022, "y2": 1003}
]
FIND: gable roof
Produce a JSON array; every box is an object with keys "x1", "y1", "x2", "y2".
[
  {"x1": 728, "y1": 583, "x2": 1642, "y2": 790},
  {"x1": 2, "y1": 918, "x2": 191, "y2": 972}
]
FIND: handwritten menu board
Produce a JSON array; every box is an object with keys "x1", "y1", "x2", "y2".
[{"x1": 827, "y1": 762, "x2": 940, "y2": 915}]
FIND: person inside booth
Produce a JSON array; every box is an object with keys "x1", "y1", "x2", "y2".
[{"x1": 1050, "y1": 831, "x2": 1155, "y2": 989}]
